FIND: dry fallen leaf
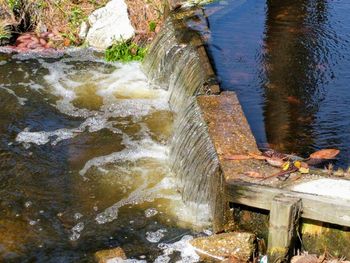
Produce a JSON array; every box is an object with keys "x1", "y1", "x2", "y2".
[
  {"x1": 248, "y1": 152, "x2": 267, "y2": 160},
  {"x1": 266, "y1": 157, "x2": 284, "y2": 167},
  {"x1": 63, "y1": 38, "x2": 71, "y2": 47},
  {"x1": 310, "y1": 149, "x2": 340, "y2": 159}
]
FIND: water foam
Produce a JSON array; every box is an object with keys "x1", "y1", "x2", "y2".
[
  {"x1": 80, "y1": 137, "x2": 168, "y2": 176},
  {"x1": 0, "y1": 86, "x2": 27, "y2": 105},
  {"x1": 10, "y1": 54, "x2": 212, "y2": 254},
  {"x1": 16, "y1": 59, "x2": 169, "y2": 148},
  {"x1": 156, "y1": 235, "x2": 200, "y2": 263}
]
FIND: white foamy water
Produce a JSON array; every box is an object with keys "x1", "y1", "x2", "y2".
[
  {"x1": 16, "y1": 58, "x2": 169, "y2": 147},
  {"x1": 0, "y1": 86, "x2": 27, "y2": 105},
  {"x1": 156, "y1": 235, "x2": 200, "y2": 263},
  {"x1": 146, "y1": 229, "x2": 167, "y2": 243},
  {"x1": 6, "y1": 53, "x2": 211, "y2": 260},
  {"x1": 80, "y1": 137, "x2": 168, "y2": 176}
]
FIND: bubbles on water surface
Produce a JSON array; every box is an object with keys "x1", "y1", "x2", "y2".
[
  {"x1": 145, "y1": 208, "x2": 158, "y2": 218},
  {"x1": 0, "y1": 86, "x2": 27, "y2": 105},
  {"x1": 24, "y1": 201, "x2": 33, "y2": 208},
  {"x1": 155, "y1": 235, "x2": 200, "y2": 263},
  {"x1": 74, "y1": 213, "x2": 83, "y2": 220},
  {"x1": 70, "y1": 222, "x2": 85, "y2": 241},
  {"x1": 146, "y1": 229, "x2": 167, "y2": 243}
]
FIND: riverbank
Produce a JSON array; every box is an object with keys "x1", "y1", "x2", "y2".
[{"x1": 0, "y1": 0, "x2": 164, "y2": 51}]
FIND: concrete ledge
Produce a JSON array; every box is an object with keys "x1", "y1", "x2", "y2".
[{"x1": 197, "y1": 92, "x2": 280, "y2": 182}]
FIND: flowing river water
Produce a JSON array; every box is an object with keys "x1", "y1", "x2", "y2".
[
  {"x1": 205, "y1": 0, "x2": 350, "y2": 167},
  {"x1": 0, "y1": 50, "x2": 210, "y2": 262}
]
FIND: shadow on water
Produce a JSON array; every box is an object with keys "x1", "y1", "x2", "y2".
[{"x1": 204, "y1": 0, "x2": 350, "y2": 167}]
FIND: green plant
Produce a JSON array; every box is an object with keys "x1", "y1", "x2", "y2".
[
  {"x1": 69, "y1": 6, "x2": 85, "y2": 27},
  {"x1": 0, "y1": 23, "x2": 11, "y2": 40},
  {"x1": 149, "y1": 21, "x2": 156, "y2": 32},
  {"x1": 7, "y1": 0, "x2": 20, "y2": 11},
  {"x1": 105, "y1": 40, "x2": 147, "y2": 62}
]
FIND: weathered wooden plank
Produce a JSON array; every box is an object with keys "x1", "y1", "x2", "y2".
[
  {"x1": 225, "y1": 182, "x2": 350, "y2": 227},
  {"x1": 267, "y1": 194, "x2": 302, "y2": 262}
]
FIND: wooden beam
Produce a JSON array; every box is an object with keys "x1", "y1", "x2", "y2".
[
  {"x1": 225, "y1": 182, "x2": 350, "y2": 227},
  {"x1": 267, "y1": 194, "x2": 302, "y2": 262}
]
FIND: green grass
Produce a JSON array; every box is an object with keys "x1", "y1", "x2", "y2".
[
  {"x1": 149, "y1": 21, "x2": 156, "y2": 32},
  {"x1": 105, "y1": 40, "x2": 147, "y2": 62},
  {"x1": 7, "y1": 0, "x2": 20, "y2": 11},
  {"x1": 0, "y1": 23, "x2": 11, "y2": 40}
]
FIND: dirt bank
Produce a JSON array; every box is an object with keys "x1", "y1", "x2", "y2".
[{"x1": 0, "y1": 0, "x2": 164, "y2": 49}]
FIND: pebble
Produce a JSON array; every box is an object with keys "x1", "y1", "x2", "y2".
[
  {"x1": 8, "y1": 31, "x2": 59, "y2": 53},
  {"x1": 39, "y1": 38, "x2": 47, "y2": 45}
]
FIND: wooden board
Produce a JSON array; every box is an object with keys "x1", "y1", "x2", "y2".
[{"x1": 225, "y1": 182, "x2": 350, "y2": 227}]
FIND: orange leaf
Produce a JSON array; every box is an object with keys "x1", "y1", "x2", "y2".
[
  {"x1": 64, "y1": 38, "x2": 70, "y2": 47},
  {"x1": 310, "y1": 149, "x2": 340, "y2": 159},
  {"x1": 225, "y1": 154, "x2": 252, "y2": 160}
]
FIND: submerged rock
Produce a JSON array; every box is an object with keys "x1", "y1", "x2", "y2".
[
  {"x1": 190, "y1": 232, "x2": 256, "y2": 261},
  {"x1": 84, "y1": 0, "x2": 135, "y2": 49},
  {"x1": 94, "y1": 247, "x2": 126, "y2": 263}
]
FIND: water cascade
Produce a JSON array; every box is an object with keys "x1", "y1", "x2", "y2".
[
  {"x1": 143, "y1": 11, "x2": 223, "y2": 222},
  {"x1": 143, "y1": 13, "x2": 219, "y2": 112}
]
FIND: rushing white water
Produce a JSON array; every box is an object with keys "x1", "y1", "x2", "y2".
[
  {"x1": 9, "y1": 53, "x2": 211, "y2": 243},
  {"x1": 0, "y1": 43, "x2": 213, "y2": 261},
  {"x1": 143, "y1": 16, "x2": 222, "y2": 226}
]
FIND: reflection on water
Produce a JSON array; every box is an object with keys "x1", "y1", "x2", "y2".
[
  {"x1": 205, "y1": 0, "x2": 350, "y2": 166},
  {"x1": 0, "y1": 51, "x2": 208, "y2": 262}
]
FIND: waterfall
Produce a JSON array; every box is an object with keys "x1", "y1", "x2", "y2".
[
  {"x1": 143, "y1": 10, "x2": 223, "y2": 222},
  {"x1": 170, "y1": 98, "x2": 221, "y2": 206},
  {"x1": 143, "y1": 15, "x2": 218, "y2": 112}
]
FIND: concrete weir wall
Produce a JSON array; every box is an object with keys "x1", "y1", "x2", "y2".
[{"x1": 146, "y1": 1, "x2": 350, "y2": 260}]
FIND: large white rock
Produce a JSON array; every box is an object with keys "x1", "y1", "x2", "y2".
[{"x1": 85, "y1": 0, "x2": 135, "y2": 49}]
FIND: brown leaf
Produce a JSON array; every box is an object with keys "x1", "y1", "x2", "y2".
[
  {"x1": 248, "y1": 152, "x2": 267, "y2": 160},
  {"x1": 225, "y1": 154, "x2": 252, "y2": 161},
  {"x1": 244, "y1": 171, "x2": 264, "y2": 178},
  {"x1": 310, "y1": 149, "x2": 340, "y2": 159},
  {"x1": 287, "y1": 96, "x2": 302, "y2": 105},
  {"x1": 266, "y1": 157, "x2": 284, "y2": 167},
  {"x1": 263, "y1": 150, "x2": 287, "y2": 160}
]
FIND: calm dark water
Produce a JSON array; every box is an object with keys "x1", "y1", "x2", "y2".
[{"x1": 205, "y1": 0, "x2": 350, "y2": 167}]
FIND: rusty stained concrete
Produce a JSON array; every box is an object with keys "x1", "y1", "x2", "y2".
[{"x1": 197, "y1": 91, "x2": 281, "y2": 185}]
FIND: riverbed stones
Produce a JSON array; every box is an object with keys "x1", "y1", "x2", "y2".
[
  {"x1": 84, "y1": 0, "x2": 135, "y2": 49},
  {"x1": 94, "y1": 247, "x2": 126, "y2": 263},
  {"x1": 190, "y1": 232, "x2": 256, "y2": 261}
]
